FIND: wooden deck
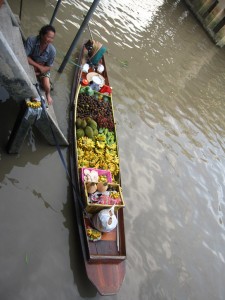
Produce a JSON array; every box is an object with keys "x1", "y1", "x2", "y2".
[
  {"x1": 84, "y1": 215, "x2": 126, "y2": 263},
  {"x1": 185, "y1": 0, "x2": 225, "y2": 47}
]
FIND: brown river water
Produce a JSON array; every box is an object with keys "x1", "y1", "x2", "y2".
[{"x1": 1, "y1": 0, "x2": 225, "y2": 299}]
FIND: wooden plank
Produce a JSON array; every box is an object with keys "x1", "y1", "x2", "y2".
[
  {"x1": 85, "y1": 261, "x2": 126, "y2": 295},
  {"x1": 196, "y1": 0, "x2": 216, "y2": 15},
  {"x1": 205, "y1": 4, "x2": 225, "y2": 28}
]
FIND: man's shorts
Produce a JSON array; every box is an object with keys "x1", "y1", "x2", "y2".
[{"x1": 40, "y1": 71, "x2": 51, "y2": 78}]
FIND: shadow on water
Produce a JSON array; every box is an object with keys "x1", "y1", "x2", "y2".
[
  {"x1": 61, "y1": 183, "x2": 97, "y2": 297},
  {"x1": 0, "y1": 98, "x2": 97, "y2": 297},
  {"x1": 0, "y1": 98, "x2": 19, "y2": 147},
  {"x1": 0, "y1": 97, "x2": 96, "y2": 296},
  {"x1": 0, "y1": 99, "x2": 57, "y2": 181}
]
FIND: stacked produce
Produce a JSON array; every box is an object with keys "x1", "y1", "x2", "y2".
[
  {"x1": 76, "y1": 88, "x2": 120, "y2": 181},
  {"x1": 77, "y1": 128, "x2": 119, "y2": 181},
  {"x1": 87, "y1": 182, "x2": 122, "y2": 205},
  {"x1": 76, "y1": 116, "x2": 98, "y2": 140},
  {"x1": 77, "y1": 92, "x2": 114, "y2": 131},
  {"x1": 82, "y1": 168, "x2": 112, "y2": 184}
]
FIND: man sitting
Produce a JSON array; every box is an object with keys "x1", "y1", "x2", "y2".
[{"x1": 24, "y1": 25, "x2": 56, "y2": 105}]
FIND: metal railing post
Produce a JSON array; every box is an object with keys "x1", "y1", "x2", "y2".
[
  {"x1": 50, "y1": 0, "x2": 62, "y2": 26},
  {"x1": 19, "y1": 0, "x2": 23, "y2": 20},
  {"x1": 58, "y1": 0, "x2": 101, "y2": 73}
]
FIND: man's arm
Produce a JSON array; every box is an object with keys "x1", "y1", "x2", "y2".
[
  {"x1": 27, "y1": 56, "x2": 51, "y2": 74},
  {"x1": 25, "y1": 36, "x2": 51, "y2": 74}
]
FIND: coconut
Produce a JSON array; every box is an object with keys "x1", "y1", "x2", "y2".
[
  {"x1": 86, "y1": 182, "x2": 97, "y2": 194},
  {"x1": 97, "y1": 182, "x2": 108, "y2": 193}
]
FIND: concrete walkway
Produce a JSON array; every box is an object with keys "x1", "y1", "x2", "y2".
[
  {"x1": 0, "y1": 2, "x2": 38, "y2": 100},
  {"x1": 0, "y1": 0, "x2": 68, "y2": 152}
]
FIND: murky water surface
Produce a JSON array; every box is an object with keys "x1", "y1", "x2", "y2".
[{"x1": 1, "y1": 0, "x2": 225, "y2": 299}]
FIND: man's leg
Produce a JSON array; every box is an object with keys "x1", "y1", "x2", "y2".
[{"x1": 41, "y1": 76, "x2": 53, "y2": 105}]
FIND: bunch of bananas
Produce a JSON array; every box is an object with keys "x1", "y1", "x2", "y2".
[
  {"x1": 77, "y1": 135, "x2": 120, "y2": 181},
  {"x1": 86, "y1": 228, "x2": 101, "y2": 241},
  {"x1": 26, "y1": 100, "x2": 41, "y2": 109},
  {"x1": 95, "y1": 133, "x2": 106, "y2": 142},
  {"x1": 110, "y1": 191, "x2": 120, "y2": 199},
  {"x1": 99, "y1": 175, "x2": 107, "y2": 182},
  {"x1": 77, "y1": 136, "x2": 95, "y2": 150}
]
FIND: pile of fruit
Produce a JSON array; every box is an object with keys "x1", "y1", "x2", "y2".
[
  {"x1": 76, "y1": 117, "x2": 98, "y2": 140},
  {"x1": 76, "y1": 86, "x2": 120, "y2": 181},
  {"x1": 98, "y1": 175, "x2": 108, "y2": 182},
  {"x1": 77, "y1": 133, "x2": 119, "y2": 180},
  {"x1": 77, "y1": 93, "x2": 114, "y2": 131},
  {"x1": 26, "y1": 100, "x2": 41, "y2": 109},
  {"x1": 86, "y1": 228, "x2": 102, "y2": 242}
]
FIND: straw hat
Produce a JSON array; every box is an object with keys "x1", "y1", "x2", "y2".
[{"x1": 86, "y1": 72, "x2": 105, "y2": 87}]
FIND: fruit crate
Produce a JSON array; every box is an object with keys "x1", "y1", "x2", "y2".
[
  {"x1": 80, "y1": 167, "x2": 112, "y2": 184},
  {"x1": 83, "y1": 182, "x2": 125, "y2": 214}
]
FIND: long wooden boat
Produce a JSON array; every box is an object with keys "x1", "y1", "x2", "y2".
[{"x1": 69, "y1": 41, "x2": 126, "y2": 295}]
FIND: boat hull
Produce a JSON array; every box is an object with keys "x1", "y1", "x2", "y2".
[{"x1": 69, "y1": 42, "x2": 126, "y2": 295}]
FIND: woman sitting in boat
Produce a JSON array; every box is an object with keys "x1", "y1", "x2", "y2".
[{"x1": 84, "y1": 40, "x2": 107, "y2": 67}]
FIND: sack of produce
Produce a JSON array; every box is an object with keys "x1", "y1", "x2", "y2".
[{"x1": 92, "y1": 205, "x2": 118, "y2": 232}]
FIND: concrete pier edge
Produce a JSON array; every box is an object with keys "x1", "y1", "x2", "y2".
[{"x1": 0, "y1": 1, "x2": 68, "y2": 152}]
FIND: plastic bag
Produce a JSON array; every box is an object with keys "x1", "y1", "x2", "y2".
[
  {"x1": 82, "y1": 63, "x2": 89, "y2": 73},
  {"x1": 92, "y1": 206, "x2": 118, "y2": 233}
]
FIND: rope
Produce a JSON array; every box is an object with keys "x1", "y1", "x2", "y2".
[
  {"x1": 34, "y1": 83, "x2": 93, "y2": 223},
  {"x1": 56, "y1": 49, "x2": 83, "y2": 68}
]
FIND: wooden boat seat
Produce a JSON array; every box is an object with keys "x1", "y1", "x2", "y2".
[{"x1": 84, "y1": 216, "x2": 126, "y2": 263}]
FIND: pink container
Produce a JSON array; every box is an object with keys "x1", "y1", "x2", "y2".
[{"x1": 80, "y1": 167, "x2": 112, "y2": 184}]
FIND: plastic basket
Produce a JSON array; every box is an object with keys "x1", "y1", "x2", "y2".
[{"x1": 80, "y1": 167, "x2": 112, "y2": 184}]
